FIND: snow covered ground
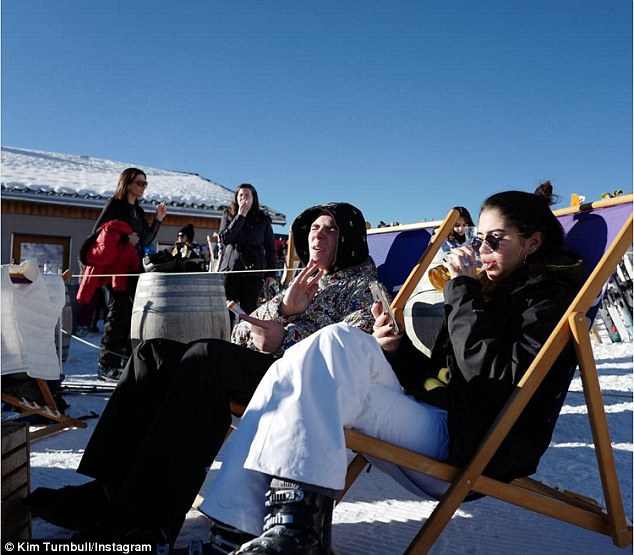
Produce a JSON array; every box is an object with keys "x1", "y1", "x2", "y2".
[{"x1": 26, "y1": 328, "x2": 632, "y2": 554}]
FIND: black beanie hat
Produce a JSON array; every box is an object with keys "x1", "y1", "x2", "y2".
[{"x1": 179, "y1": 223, "x2": 195, "y2": 242}]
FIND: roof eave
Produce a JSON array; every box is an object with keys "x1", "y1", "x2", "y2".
[{"x1": 0, "y1": 190, "x2": 286, "y2": 225}]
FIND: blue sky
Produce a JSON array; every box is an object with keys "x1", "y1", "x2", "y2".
[{"x1": 2, "y1": 1, "x2": 631, "y2": 231}]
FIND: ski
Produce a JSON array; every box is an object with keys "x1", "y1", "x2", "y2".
[
  {"x1": 61, "y1": 382, "x2": 117, "y2": 394},
  {"x1": 596, "y1": 298, "x2": 622, "y2": 343},
  {"x1": 615, "y1": 260, "x2": 633, "y2": 311},
  {"x1": 605, "y1": 285, "x2": 632, "y2": 342},
  {"x1": 605, "y1": 265, "x2": 633, "y2": 340}
]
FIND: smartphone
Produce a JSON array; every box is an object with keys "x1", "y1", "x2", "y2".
[
  {"x1": 226, "y1": 300, "x2": 247, "y2": 316},
  {"x1": 369, "y1": 281, "x2": 400, "y2": 334}
]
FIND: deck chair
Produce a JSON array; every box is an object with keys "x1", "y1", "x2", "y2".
[
  {"x1": 281, "y1": 230, "x2": 302, "y2": 287},
  {"x1": 1, "y1": 263, "x2": 87, "y2": 441},
  {"x1": 340, "y1": 194, "x2": 633, "y2": 553}
]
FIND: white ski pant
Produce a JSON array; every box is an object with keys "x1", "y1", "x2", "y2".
[{"x1": 199, "y1": 323, "x2": 450, "y2": 535}]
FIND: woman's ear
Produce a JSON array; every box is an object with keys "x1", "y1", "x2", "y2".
[{"x1": 525, "y1": 231, "x2": 544, "y2": 254}]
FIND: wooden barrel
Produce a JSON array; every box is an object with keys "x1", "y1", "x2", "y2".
[{"x1": 131, "y1": 273, "x2": 230, "y2": 348}]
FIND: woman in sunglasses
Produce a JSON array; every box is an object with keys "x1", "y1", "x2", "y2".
[
  {"x1": 94, "y1": 168, "x2": 167, "y2": 261},
  {"x1": 84, "y1": 168, "x2": 167, "y2": 381},
  {"x1": 198, "y1": 183, "x2": 585, "y2": 554}
]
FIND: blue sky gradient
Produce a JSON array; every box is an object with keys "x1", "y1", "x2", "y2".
[{"x1": 2, "y1": 1, "x2": 631, "y2": 230}]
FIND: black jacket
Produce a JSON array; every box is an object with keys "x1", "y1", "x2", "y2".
[
  {"x1": 218, "y1": 211, "x2": 276, "y2": 278},
  {"x1": 386, "y1": 256, "x2": 584, "y2": 481},
  {"x1": 93, "y1": 198, "x2": 162, "y2": 261}
]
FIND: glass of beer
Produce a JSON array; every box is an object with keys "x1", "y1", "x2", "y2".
[{"x1": 428, "y1": 226, "x2": 481, "y2": 291}]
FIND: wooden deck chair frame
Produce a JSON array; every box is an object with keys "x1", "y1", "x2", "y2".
[
  {"x1": 2, "y1": 385, "x2": 87, "y2": 442},
  {"x1": 340, "y1": 195, "x2": 633, "y2": 553},
  {"x1": 387, "y1": 209, "x2": 459, "y2": 330},
  {"x1": 281, "y1": 230, "x2": 303, "y2": 287},
  {"x1": 2, "y1": 269, "x2": 87, "y2": 441}
]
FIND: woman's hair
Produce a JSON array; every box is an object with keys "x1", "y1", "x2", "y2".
[
  {"x1": 225, "y1": 183, "x2": 261, "y2": 219},
  {"x1": 480, "y1": 181, "x2": 564, "y2": 263},
  {"x1": 113, "y1": 168, "x2": 146, "y2": 201},
  {"x1": 448, "y1": 206, "x2": 475, "y2": 241},
  {"x1": 453, "y1": 206, "x2": 475, "y2": 227}
]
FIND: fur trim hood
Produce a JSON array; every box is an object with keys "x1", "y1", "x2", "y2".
[{"x1": 291, "y1": 202, "x2": 369, "y2": 273}]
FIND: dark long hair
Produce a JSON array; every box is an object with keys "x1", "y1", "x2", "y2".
[
  {"x1": 113, "y1": 168, "x2": 146, "y2": 201},
  {"x1": 225, "y1": 183, "x2": 262, "y2": 220},
  {"x1": 480, "y1": 181, "x2": 564, "y2": 264},
  {"x1": 448, "y1": 206, "x2": 475, "y2": 243}
]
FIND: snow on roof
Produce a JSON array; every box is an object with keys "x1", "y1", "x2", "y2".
[{"x1": 0, "y1": 146, "x2": 286, "y2": 225}]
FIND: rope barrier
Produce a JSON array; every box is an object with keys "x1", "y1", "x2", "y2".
[
  {"x1": 68, "y1": 267, "x2": 301, "y2": 279},
  {"x1": 60, "y1": 328, "x2": 129, "y2": 361}
]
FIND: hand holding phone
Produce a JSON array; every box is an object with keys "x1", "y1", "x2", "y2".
[{"x1": 369, "y1": 281, "x2": 400, "y2": 334}]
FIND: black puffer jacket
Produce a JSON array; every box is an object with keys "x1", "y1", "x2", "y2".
[
  {"x1": 218, "y1": 210, "x2": 276, "y2": 279},
  {"x1": 387, "y1": 254, "x2": 584, "y2": 482},
  {"x1": 93, "y1": 197, "x2": 162, "y2": 262}
]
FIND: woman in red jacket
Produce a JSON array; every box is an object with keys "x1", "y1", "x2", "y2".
[
  {"x1": 87, "y1": 168, "x2": 166, "y2": 381},
  {"x1": 77, "y1": 220, "x2": 140, "y2": 306}
]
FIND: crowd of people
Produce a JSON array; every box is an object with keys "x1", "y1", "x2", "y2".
[
  {"x1": 75, "y1": 177, "x2": 287, "y2": 380},
  {"x1": 28, "y1": 172, "x2": 585, "y2": 555}
]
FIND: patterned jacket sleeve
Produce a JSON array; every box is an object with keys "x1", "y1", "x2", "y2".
[{"x1": 231, "y1": 260, "x2": 379, "y2": 357}]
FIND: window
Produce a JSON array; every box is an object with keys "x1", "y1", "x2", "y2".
[{"x1": 12, "y1": 234, "x2": 71, "y2": 274}]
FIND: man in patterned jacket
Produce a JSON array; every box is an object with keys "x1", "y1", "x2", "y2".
[{"x1": 29, "y1": 202, "x2": 385, "y2": 546}]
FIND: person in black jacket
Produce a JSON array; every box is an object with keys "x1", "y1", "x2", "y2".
[
  {"x1": 93, "y1": 168, "x2": 167, "y2": 262},
  {"x1": 172, "y1": 223, "x2": 202, "y2": 260},
  {"x1": 219, "y1": 184, "x2": 277, "y2": 320},
  {"x1": 198, "y1": 183, "x2": 585, "y2": 555},
  {"x1": 91, "y1": 167, "x2": 167, "y2": 380}
]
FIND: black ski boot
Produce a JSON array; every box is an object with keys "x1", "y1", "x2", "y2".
[{"x1": 230, "y1": 485, "x2": 334, "y2": 554}]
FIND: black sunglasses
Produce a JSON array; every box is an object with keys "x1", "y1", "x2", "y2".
[{"x1": 472, "y1": 232, "x2": 525, "y2": 252}]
